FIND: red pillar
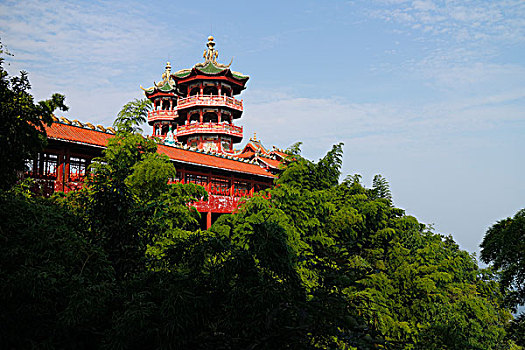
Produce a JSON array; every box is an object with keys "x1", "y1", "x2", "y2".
[
  {"x1": 56, "y1": 151, "x2": 64, "y2": 193},
  {"x1": 206, "y1": 211, "x2": 212, "y2": 230},
  {"x1": 249, "y1": 180, "x2": 254, "y2": 197},
  {"x1": 64, "y1": 149, "x2": 70, "y2": 191}
]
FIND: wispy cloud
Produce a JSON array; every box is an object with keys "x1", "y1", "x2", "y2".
[
  {"x1": 0, "y1": 0, "x2": 194, "y2": 88},
  {"x1": 241, "y1": 87, "x2": 524, "y2": 158},
  {"x1": 0, "y1": 0, "x2": 201, "y2": 121},
  {"x1": 369, "y1": 0, "x2": 525, "y2": 44},
  {"x1": 365, "y1": 0, "x2": 525, "y2": 93}
]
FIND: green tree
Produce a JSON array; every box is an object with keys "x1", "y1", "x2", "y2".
[
  {"x1": 259, "y1": 143, "x2": 512, "y2": 349},
  {"x1": 481, "y1": 208, "x2": 525, "y2": 346},
  {"x1": 0, "y1": 41, "x2": 68, "y2": 190},
  {"x1": 113, "y1": 98, "x2": 152, "y2": 133},
  {"x1": 0, "y1": 192, "x2": 114, "y2": 348}
]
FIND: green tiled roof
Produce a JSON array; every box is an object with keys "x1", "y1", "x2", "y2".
[
  {"x1": 196, "y1": 62, "x2": 226, "y2": 74},
  {"x1": 231, "y1": 71, "x2": 249, "y2": 79},
  {"x1": 173, "y1": 69, "x2": 191, "y2": 78},
  {"x1": 159, "y1": 81, "x2": 174, "y2": 91},
  {"x1": 172, "y1": 63, "x2": 249, "y2": 81}
]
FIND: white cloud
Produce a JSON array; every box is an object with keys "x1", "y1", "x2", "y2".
[
  {"x1": 0, "y1": 0, "x2": 194, "y2": 88},
  {"x1": 370, "y1": 0, "x2": 525, "y2": 44},
  {"x1": 239, "y1": 87, "x2": 524, "y2": 160}
]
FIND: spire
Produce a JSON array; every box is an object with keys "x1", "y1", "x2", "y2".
[
  {"x1": 203, "y1": 36, "x2": 218, "y2": 64},
  {"x1": 196, "y1": 36, "x2": 232, "y2": 68},
  {"x1": 162, "y1": 61, "x2": 172, "y2": 81},
  {"x1": 140, "y1": 61, "x2": 176, "y2": 92}
]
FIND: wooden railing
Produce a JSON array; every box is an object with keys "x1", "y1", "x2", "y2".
[
  {"x1": 176, "y1": 123, "x2": 243, "y2": 138},
  {"x1": 177, "y1": 94, "x2": 243, "y2": 111},
  {"x1": 147, "y1": 109, "x2": 178, "y2": 122}
]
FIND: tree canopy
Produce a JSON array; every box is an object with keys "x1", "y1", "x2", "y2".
[
  {"x1": 481, "y1": 208, "x2": 525, "y2": 347},
  {"x1": 0, "y1": 42, "x2": 68, "y2": 190},
  {"x1": 0, "y1": 56, "x2": 520, "y2": 348}
]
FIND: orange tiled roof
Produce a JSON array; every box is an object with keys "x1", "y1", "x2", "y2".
[
  {"x1": 270, "y1": 149, "x2": 289, "y2": 160},
  {"x1": 45, "y1": 122, "x2": 113, "y2": 147},
  {"x1": 257, "y1": 156, "x2": 281, "y2": 169},
  {"x1": 158, "y1": 144, "x2": 274, "y2": 178},
  {"x1": 45, "y1": 122, "x2": 274, "y2": 178},
  {"x1": 235, "y1": 150, "x2": 255, "y2": 159},
  {"x1": 242, "y1": 141, "x2": 268, "y2": 155}
]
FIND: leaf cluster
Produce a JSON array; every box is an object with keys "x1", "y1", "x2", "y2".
[{"x1": 0, "y1": 46, "x2": 68, "y2": 190}]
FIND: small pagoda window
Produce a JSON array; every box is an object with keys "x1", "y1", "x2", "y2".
[
  {"x1": 25, "y1": 159, "x2": 35, "y2": 176},
  {"x1": 203, "y1": 112, "x2": 217, "y2": 123},
  {"x1": 221, "y1": 87, "x2": 228, "y2": 96},
  {"x1": 233, "y1": 180, "x2": 251, "y2": 196},
  {"x1": 221, "y1": 140, "x2": 231, "y2": 151},
  {"x1": 203, "y1": 86, "x2": 218, "y2": 96},
  {"x1": 185, "y1": 173, "x2": 208, "y2": 186},
  {"x1": 39, "y1": 153, "x2": 58, "y2": 179},
  {"x1": 189, "y1": 112, "x2": 200, "y2": 124},
  {"x1": 210, "y1": 177, "x2": 230, "y2": 195},
  {"x1": 189, "y1": 87, "x2": 200, "y2": 96},
  {"x1": 69, "y1": 157, "x2": 88, "y2": 181}
]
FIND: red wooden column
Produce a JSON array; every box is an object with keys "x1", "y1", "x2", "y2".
[
  {"x1": 55, "y1": 150, "x2": 65, "y2": 193},
  {"x1": 249, "y1": 180, "x2": 255, "y2": 197},
  {"x1": 64, "y1": 149, "x2": 70, "y2": 192},
  {"x1": 206, "y1": 211, "x2": 212, "y2": 230}
]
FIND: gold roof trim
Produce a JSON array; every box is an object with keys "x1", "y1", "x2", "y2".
[
  {"x1": 195, "y1": 36, "x2": 232, "y2": 69},
  {"x1": 141, "y1": 61, "x2": 176, "y2": 93}
]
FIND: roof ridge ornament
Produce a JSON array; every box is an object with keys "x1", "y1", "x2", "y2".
[
  {"x1": 195, "y1": 36, "x2": 232, "y2": 69},
  {"x1": 141, "y1": 61, "x2": 176, "y2": 92}
]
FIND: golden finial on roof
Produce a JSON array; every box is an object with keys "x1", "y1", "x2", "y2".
[
  {"x1": 203, "y1": 36, "x2": 218, "y2": 63},
  {"x1": 196, "y1": 36, "x2": 232, "y2": 68},
  {"x1": 141, "y1": 61, "x2": 176, "y2": 91},
  {"x1": 163, "y1": 61, "x2": 171, "y2": 78}
]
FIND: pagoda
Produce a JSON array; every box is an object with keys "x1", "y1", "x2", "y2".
[
  {"x1": 143, "y1": 36, "x2": 249, "y2": 153},
  {"x1": 26, "y1": 36, "x2": 286, "y2": 228}
]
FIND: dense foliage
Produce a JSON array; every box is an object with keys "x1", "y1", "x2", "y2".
[
  {"x1": 0, "y1": 42, "x2": 67, "y2": 190},
  {"x1": 481, "y1": 209, "x2": 525, "y2": 346},
  {"x1": 0, "y1": 53, "x2": 520, "y2": 348}
]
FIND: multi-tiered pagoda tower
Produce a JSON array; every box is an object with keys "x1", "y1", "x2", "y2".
[{"x1": 143, "y1": 36, "x2": 249, "y2": 153}]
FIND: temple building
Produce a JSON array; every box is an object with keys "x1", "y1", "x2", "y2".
[{"x1": 26, "y1": 36, "x2": 287, "y2": 228}]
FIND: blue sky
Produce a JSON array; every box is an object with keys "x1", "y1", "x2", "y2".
[{"x1": 1, "y1": 0, "x2": 524, "y2": 254}]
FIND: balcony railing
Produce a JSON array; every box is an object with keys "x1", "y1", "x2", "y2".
[
  {"x1": 177, "y1": 94, "x2": 243, "y2": 111},
  {"x1": 176, "y1": 123, "x2": 243, "y2": 138},
  {"x1": 147, "y1": 109, "x2": 178, "y2": 122}
]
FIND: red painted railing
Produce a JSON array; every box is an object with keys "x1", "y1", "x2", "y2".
[
  {"x1": 176, "y1": 123, "x2": 243, "y2": 138},
  {"x1": 147, "y1": 109, "x2": 178, "y2": 122},
  {"x1": 177, "y1": 95, "x2": 243, "y2": 111}
]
